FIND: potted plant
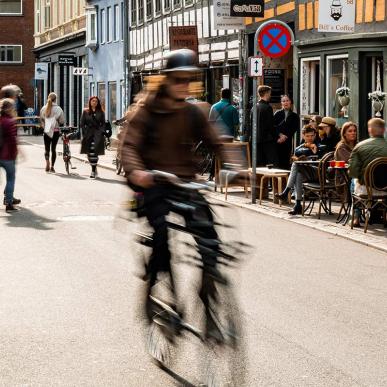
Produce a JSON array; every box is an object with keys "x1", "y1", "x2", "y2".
[
  {"x1": 368, "y1": 90, "x2": 387, "y2": 117},
  {"x1": 336, "y1": 86, "x2": 350, "y2": 116}
]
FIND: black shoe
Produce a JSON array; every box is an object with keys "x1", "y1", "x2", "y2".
[
  {"x1": 3, "y1": 198, "x2": 21, "y2": 205},
  {"x1": 5, "y1": 204, "x2": 19, "y2": 212},
  {"x1": 275, "y1": 188, "x2": 290, "y2": 202},
  {"x1": 288, "y1": 204, "x2": 302, "y2": 215},
  {"x1": 90, "y1": 171, "x2": 96, "y2": 179},
  {"x1": 50, "y1": 167, "x2": 55, "y2": 173}
]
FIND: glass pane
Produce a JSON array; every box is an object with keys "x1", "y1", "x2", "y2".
[
  {"x1": 90, "y1": 13, "x2": 96, "y2": 41},
  {"x1": 108, "y1": 82, "x2": 117, "y2": 122},
  {"x1": 98, "y1": 83, "x2": 106, "y2": 110},
  {"x1": 0, "y1": 0, "x2": 22, "y2": 14}
]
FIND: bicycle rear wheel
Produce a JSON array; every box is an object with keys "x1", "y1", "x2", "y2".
[{"x1": 65, "y1": 159, "x2": 70, "y2": 175}]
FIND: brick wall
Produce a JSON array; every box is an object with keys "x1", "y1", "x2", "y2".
[{"x1": 0, "y1": 0, "x2": 35, "y2": 108}]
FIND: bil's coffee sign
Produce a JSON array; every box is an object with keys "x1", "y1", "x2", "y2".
[
  {"x1": 318, "y1": 0, "x2": 355, "y2": 33},
  {"x1": 230, "y1": 0, "x2": 264, "y2": 17},
  {"x1": 169, "y1": 26, "x2": 198, "y2": 53}
]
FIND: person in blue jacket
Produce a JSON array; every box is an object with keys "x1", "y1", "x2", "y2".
[{"x1": 276, "y1": 124, "x2": 325, "y2": 215}]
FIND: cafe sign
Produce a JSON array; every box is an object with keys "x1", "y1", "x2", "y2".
[
  {"x1": 318, "y1": 0, "x2": 355, "y2": 33},
  {"x1": 169, "y1": 26, "x2": 198, "y2": 53},
  {"x1": 230, "y1": 0, "x2": 264, "y2": 18}
]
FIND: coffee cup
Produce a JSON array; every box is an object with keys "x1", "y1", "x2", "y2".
[
  {"x1": 336, "y1": 161, "x2": 345, "y2": 168},
  {"x1": 329, "y1": 161, "x2": 336, "y2": 167}
]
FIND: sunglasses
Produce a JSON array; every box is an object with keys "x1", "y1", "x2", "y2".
[
  {"x1": 170, "y1": 76, "x2": 192, "y2": 85},
  {"x1": 309, "y1": 119, "x2": 316, "y2": 123}
]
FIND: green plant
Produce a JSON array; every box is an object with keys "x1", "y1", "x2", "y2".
[{"x1": 336, "y1": 86, "x2": 350, "y2": 97}]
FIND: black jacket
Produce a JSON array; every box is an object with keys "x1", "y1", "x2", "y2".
[
  {"x1": 320, "y1": 130, "x2": 341, "y2": 153},
  {"x1": 80, "y1": 109, "x2": 106, "y2": 155},
  {"x1": 274, "y1": 109, "x2": 300, "y2": 141},
  {"x1": 252, "y1": 100, "x2": 275, "y2": 144},
  {"x1": 294, "y1": 142, "x2": 325, "y2": 158}
]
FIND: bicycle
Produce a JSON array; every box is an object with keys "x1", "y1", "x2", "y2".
[
  {"x1": 132, "y1": 171, "x2": 249, "y2": 386},
  {"x1": 59, "y1": 126, "x2": 78, "y2": 175},
  {"x1": 112, "y1": 118, "x2": 126, "y2": 175}
]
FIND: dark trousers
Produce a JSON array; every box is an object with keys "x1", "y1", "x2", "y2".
[
  {"x1": 44, "y1": 132, "x2": 60, "y2": 166},
  {"x1": 277, "y1": 141, "x2": 293, "y2": 170},
  {"x1": 256, "y1": 141, "x2": 279, "y2": 167},
  {"x1": 143, "y1": 184, "x2": 218, "y2": 311}
]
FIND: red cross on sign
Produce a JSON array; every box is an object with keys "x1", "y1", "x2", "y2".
[{"x1": 258, "y1": 23, "x2": 293, "y2": 58}]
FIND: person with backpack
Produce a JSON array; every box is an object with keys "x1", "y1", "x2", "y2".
[
  {"x1": 0, "y1": 98, "x2": 21, "y2": 212},
  {"x1": 80, "y1": 96, "x2": 106, "y2": 179},
  {"x1": 209, "y1": 88, "x2": 239, "y2": 140},
  {"x1": 40, "y1": 93, "x2": 65, "y2": 173}
]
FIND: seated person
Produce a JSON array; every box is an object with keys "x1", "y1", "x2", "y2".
[
  {"x1": 349, "y1": 117, "x2": 387, "y2": 196},
  {"x1": 318, "y1": 117, "x2": 341, "y2": 152},
  {"x1": 276, "y1": 125, "x2": 325, "y2": 215}
]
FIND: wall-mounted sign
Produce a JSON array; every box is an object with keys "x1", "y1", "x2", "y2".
[
  {"x1": 169, "y1": 26, "x2": 198, "y2": 53},
  {"x1": 230, "y1": 0, "x2": 264, "y2": 18},
  {"x1": 214, "y1": 0, "x2": 245, "y2": 30},
  {"x1": 248, "y1": 57, "x2": 263, "y2": 77},
  {"x1": 318, "y1": 0, "x2": 355, "y2": 33},
  {"x1": 35, "y1": 62, "x2": 48, "y2": 80},
  {"x1": 263, "y1": 69, "x2": 285, "y2": 103},
  {"x1": 58, "y1": 55, "x2": 76, "y2": 66},
  {"x1": 73, "y1": 67, "x2": 89, "y2": 76}
]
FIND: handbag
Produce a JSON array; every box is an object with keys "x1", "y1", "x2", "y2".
[{"x1": 44, "y1": 115, "x2": 57, "y2": 138}]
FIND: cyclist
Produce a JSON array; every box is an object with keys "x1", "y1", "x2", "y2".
[
  {"x1": 121, "y1": 49, "x2": 224, "y2": 332},
  {"x1": 80, "y1": 96, "x2": 106, "y2": 178}
]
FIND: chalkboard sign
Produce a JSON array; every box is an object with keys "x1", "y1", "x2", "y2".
[{"x1": 263, "y1": 69, "x2": 285, "y2": 103}]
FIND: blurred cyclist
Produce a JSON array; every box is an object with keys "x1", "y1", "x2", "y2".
[{"x1": 121, "y1": 49, "x2": 223, "y2": 330}]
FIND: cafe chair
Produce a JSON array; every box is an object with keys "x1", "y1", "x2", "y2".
[
  {"x1": 302, "y1": 152, "x2": 338, "y2": 219},
  {"x1": 351, "y1": 157, "x2": 387, "y2": 233}
]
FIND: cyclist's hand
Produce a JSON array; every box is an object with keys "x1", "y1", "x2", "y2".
[{"x1": 130, "y1": 170, "x2": 154, "y2": 188}]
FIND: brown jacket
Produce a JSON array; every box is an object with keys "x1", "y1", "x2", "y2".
[{"x1": 121, "y1": 91, "x2": 221, "y2": 179}]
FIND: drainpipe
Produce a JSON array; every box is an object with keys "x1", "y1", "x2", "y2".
[{"x1": 123, "y1": 0, "x2": 130, "y2": 109}]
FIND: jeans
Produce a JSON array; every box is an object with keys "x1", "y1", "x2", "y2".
[
  {"x1": 286, "y1": 163, "x2": 304, "y2": 200},
  {"x1": 0, "y1": 159, "x2": 16, "y2": 205}
]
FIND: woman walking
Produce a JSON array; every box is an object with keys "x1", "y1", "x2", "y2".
[
  {"x1": 80, "y1": 96, "x2": 106, "y2": 178},
  {"x1": 274, "y1": 95, "x2": 300, "y2": 170},
  {"x1": 0, "y1": 98, "x2": 21, "y2": 212},
  {"x1": 40, "y1": 93, "x2": 64, "y2": 173}
]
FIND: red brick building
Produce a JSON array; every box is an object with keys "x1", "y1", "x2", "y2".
[{"x1": 0, "y1": 0, "x2": 35, "y2": 107}]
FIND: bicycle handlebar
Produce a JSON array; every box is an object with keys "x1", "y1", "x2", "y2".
[{"x1": 151, "y1": 170, "x2": 214, "y2": 191}]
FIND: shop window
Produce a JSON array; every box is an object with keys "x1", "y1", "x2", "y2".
[
  {"x1": 300, "y1": 58, "x2": 320, "y2": 116},
  {"x1": 108, "y1": 82, "x2": 117, "y2": 122},
  {"x1": 0, "y1": 45, "x2": 22, "y2": 63},
  {"x1": 0, "y1": 0, "x2": 22, "y2": 14},
  {"x1": 326, "y1": 55, "x2": 348, "y2": 125}
]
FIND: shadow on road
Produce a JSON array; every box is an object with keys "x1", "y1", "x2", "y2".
[
  {"x1": 0, "y1": 208, "x2": 57, "y2": 230},
  {"x1": 95, "y1": 177, "x2": 127, "y2": 185},
  {"x1": 53, "y1": 172, "x2": 88, "y2": 180},
  {"x1": 158, "y1": 364, "x2": 196, "y2": 387}
]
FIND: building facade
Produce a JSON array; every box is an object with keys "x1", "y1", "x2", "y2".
[
  {"x1": 0, "y1": 0, "x2": 35, "y2": 107},
  {"x1": 33, "y1": 0, "x2": 87, "y2": 126},
  {"x1": 85, "y1": 0, "x2": 127, "y2": 125}
]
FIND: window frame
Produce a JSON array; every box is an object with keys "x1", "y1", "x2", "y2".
[
  {"x1": 146, "y1": 0, "x2": 152, "y2": 21},
  {"x1": 184, "y1": 0, "x2": 194, "y2": 7},
  {"x1": 130, "y1": 0, "x2": 137, "y2": 26},
  {"x1": 0, "y1": 0, "x2": 23, "y2": 16},
  {"x1": 44, "y1": 0, "x2": 51, "y2": 30},
  {"x1": 0, "y1": 45, "x2": 23, "y2": 64},
  {"x1": 163, "y1": 0, "x2": 171, "y2": 14},
  {"x1": 100, "y1": 8, "x2": 106, "y2": 44},
  {"x1": 106, "y1": 6, "x2": 112, "y2": 42},
  {"x1": 173, "y1": 0, "x2": 182, "y2": 10},
  {"x1": 154, "y1": 0, "x2": 161, "y2": 17},
  {"x1": 138, "y1": 0, "x2": 144, "y2": 25},
  {"x1": 35, "y1": 1, "x2": 41, "y2": 34},
  {"x1": 86, "y1": 6, "x2": 98, "y2": 47},
  {"x1": 113, "y1": 4, "x2": 120, "y2": 41}
]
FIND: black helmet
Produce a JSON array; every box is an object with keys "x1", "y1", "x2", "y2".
[{"x1": 162, "y1": 49, "x2": 199, "y2": 73}]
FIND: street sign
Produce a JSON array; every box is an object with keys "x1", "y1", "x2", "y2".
[
  {"x1": 58, "y1": 55, "x2": 76, "y2": 66},
  {"x1": 248, "y1": 57, "x2": 263, "y2": 77},
  {"x1": 35, "y1": 62, "x2": 48, "y2": 80},
  {"x1": 169, "y1": 26, "x2": 198, "y2": 53},
  {"x1": 214, "y1": 0, "x2": 245, "y2": 30},
  {"x1": 257, "y1": 22, "x2": 293, "y2": 58},
  {"x1": 318, "y1": 0, "x2": 355, "y2": 33},
  {"x1": 73, "y1": 67, "x2": 89, "y2": 76},
  {"x1": 230, "y1": 0, "x2": 264, "y2": 18}
]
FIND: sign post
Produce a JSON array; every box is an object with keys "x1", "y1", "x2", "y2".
[{"x1": 250, "y1": 20, "x2": 294, "y2": 204}]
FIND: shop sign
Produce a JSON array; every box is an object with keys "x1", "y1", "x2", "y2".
[
  {"x1": 248, "y1": 57, "x2": 263, "y2": 77},
  {"x1": 73, "y1": 67, "x2": 89, "y2": 76},
  {"x1": 318, "y1": 0, "x2": 355, "y2": 33},
  {"x1": 263, "y1": 69, "x2": 285, "y2": 103},
  {"x1": 58, "y1": 55, "x2": 76, "y2": 66},
  {"x1": 230, "y1": 0, "x2": 264, "y2": 18},
  {"x1": 35, "y1": 62, "x2": 48, "y2": 80},
  {"x1": 258, "y1": 22, "x2": 293, "y2": 59},
  {"x1": 169, "y1": 26, "x2": 198, "y2": 53},
  {"x1": 214, "y1": 0, "x2": 245, "y2": 30}
]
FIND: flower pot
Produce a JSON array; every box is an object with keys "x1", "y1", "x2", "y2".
[
  {"x1": 372, "y1": 99, "x2": 384, "y2": 117},
  {"x1": 338, "y1": 95, "x2": 350, "y2": 107}
]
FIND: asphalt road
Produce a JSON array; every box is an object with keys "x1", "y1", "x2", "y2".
[{"x1": 0, "y1": 143, "x2": 386, "y2": 386}]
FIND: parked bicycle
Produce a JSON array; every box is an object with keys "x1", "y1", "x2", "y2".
[
  {"x1": 59, "y1": 126, "x2": 78, "y2": 175},
  {"x1": 132, "y1": 170, "x2": 248, "y2": 386}
]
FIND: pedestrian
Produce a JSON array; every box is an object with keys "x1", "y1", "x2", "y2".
[
  {"x1": 80, "y1": 96, "x2": 106, "y2": 178},
  {"x1": 0, "y1": 84, "x2": 20, "y2": 101},
  {"x1": 252, "y1": 85, "x2": 279, "y2": 167},
  {"x1": 318, "y1": 117, "x2": 341, "y2": 153},
  {"x1": 16, "y1": 92, "x2": 27, "y2": 117},
  {"x1": 0, "y1": 98, "x2": 21, "y2": 212},
  {"x1": 274, "y1": 95, "x2": 300, "y2": 169},
  {"x1": 209, "y1": 88, "x2": 239, "y2": 139},
  {"x1": 40, "y1": 93, "x2": 65, "y2": 173}
]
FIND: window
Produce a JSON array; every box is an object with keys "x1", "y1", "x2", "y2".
[
  {"x1": 300, "y1": 57, "x2": 320, "y2": 117},
  {"x1": 326, "y1": 55, "x2": 349, "y2": 122},
  {"x1": 131, "y1": 0, "x2": 137, "y2": 25},
  {"x1": 98, "y1": 82, "x2": 106, "y2": 110},
  {"x1": 0, "y1": 0, "x2": 22, "y2": 14},
  {"x1": 121, "y1": 2, "x2": 124, "y2": 40},
  {"x1": 138, "y1": 0, "x2": 144, "y2": 23},
  {"x1": 0, "y1": 45, "x2": 22, "y2": 63},
  {"x1": 155, "y1": 0, "x2": 161, "y2": 15},
  {"x1": 108, "y1": 82, "x2": 117, "y2": 122},
  {"x1": 35, "y1": 1, "x2": 41, "y2": 33},
  {"x1": 184, "y1": 0, "x2": 193, "y2": 6},
  {"x1": 114, "y1": 5, "x2": 119, "y2": 41},
  {"x1": 44, "y1": 1, "x2": 51, "y2": 29},
  {"x1": 164, "y1": 0, "x2": 171, "y2": 12},
  {"x1": 173, "y1": 0, "x2": 181, "y2": 9},
  {"x1": 100, "y1": 9, "x2": 106, "y2": 43},
  {"x1": 146, "y1": 0, "x2": 152, "y2": 19},
  {"x1": 106, "y1": 7, "x2": 111, "y2": 42},
  {"x1": 86, "y1": 6, "x2": 97, "y2": 47}
]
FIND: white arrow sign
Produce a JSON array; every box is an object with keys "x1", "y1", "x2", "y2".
[
  {"x1": 248, "y1": 57, "x2": 263, "y2": 77},
  {"x1": 73, "y1": 67, "x2": 89, "y2": 76}
]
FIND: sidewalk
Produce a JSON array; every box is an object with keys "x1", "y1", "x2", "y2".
[{"x1": 22, "y1": 135, "x2": 387, "y2": 254}]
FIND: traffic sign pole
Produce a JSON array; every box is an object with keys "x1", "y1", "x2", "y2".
[{"x1": 251, "y1": 20, "x2": 294, "y2": 204}]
